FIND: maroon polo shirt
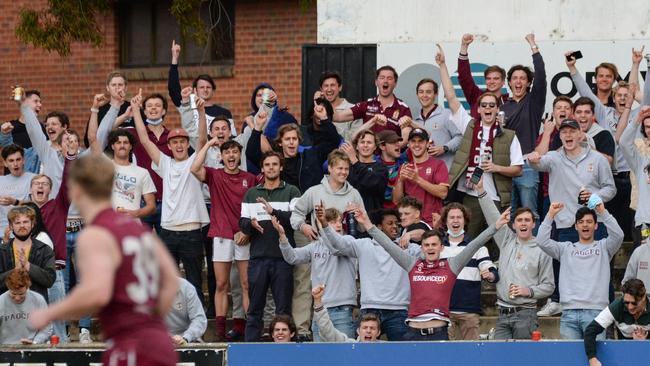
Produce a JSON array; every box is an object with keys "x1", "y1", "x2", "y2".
[
  {"x1": 125, "y1": 127, "x2": 172, "y2": 201},
  {"x1": 457, "y1": 57, "x2": 509, "y2": 120},
  {"x1": 351, "y1": 96, "x2": 412, "y2": 135}
]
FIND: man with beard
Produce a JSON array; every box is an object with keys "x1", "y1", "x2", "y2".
[
  {"x1": 393, "y1": 128, "x2": 449, "y2": 227},
  {"x1": 0, "y1": 206, "x2": 55, "y2": 302},
  {"x1": 315, "y1": 71, "x2": 362, "y2": 142},
  {"x1": 334, "y1": 66, "x2": 412, "y2": 142},
  {"x1": 191, "y1": 138, "x2": 255, "y2": 342},
  {"x1": 438, "y1": 44, "x2": 523, "y2": 238},
  {"x1": 322, "y1": 207, "x2": 419, "y2": 341}
]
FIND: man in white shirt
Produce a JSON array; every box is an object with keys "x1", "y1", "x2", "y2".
[{"x1": 106, "y1": 129, "x2": 157, "y2": 219}]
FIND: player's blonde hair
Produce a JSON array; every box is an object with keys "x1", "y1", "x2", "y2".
[{"x1": 69, "y1": 155, "x2": 115, "y2": 200}]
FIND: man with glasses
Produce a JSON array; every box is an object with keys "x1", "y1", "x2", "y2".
[
  {"x1": 437, "y1": 44, "x2": 523, "y2": 238},
  {"x1": 584, "y1": 279, "x2": 650, "y2": 366}
]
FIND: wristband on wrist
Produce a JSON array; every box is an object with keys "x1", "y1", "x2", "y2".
[
  {"x1": 14, "y1": 198, "x2": 19, "y2": 206},
  {"x1": 90, "y1": 108, "x2": 99, "y2": 113},
  {"x1": 531, "y1": 45, "x2": 539, "y2": 50},
  {"x1": 314, "y1": 305, "x2": 325, "y2": 312},
  {"x1": 477, "y1": 191, "x2": 487, "y2": 198}
]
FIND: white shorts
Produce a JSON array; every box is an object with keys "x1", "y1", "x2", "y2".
[{"x1": 212, "y1": 237, "x2": 250, "y2": 262}]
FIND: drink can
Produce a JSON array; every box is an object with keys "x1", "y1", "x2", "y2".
[
  {"x1": 481, "y1": 153, "x2": 492, "y2": 164},
  {"x1": 189, "y1": 93, "x2": 197, "y2": 109},
  {"x1": 262, "y1": 88, "x2": 271, "y2": 104},
  {"x1": 51, "y1": 334, "x2": 60, "y2": 346},
  {"x1": 11, "y1": 85, "x2": 25, "y2": 102},
  {"x1": 531, "y1": 330, "x2": 542, "y2": 341},
  {"x1": 509, "y1": 283, "x2": 516, "y2": 299}
]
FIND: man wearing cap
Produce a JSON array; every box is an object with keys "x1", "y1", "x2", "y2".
[
  {"x1": 393, "y1": 128, "x2": 449, "y2": 227},
  {"x1": 130, "y1": 92, "x2": 210, "y2": 306},
  {"x1": 376, "y1": 130, "x2": 408, "y2": 209}
]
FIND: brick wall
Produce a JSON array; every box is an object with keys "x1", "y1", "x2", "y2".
[{"x1": 0, "y1": 0, "x2": 316, "y2": 137}]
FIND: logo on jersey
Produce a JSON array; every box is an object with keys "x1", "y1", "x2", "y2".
[{"x1": 412, "y1": 274, "x2": 448, "y2": 283}]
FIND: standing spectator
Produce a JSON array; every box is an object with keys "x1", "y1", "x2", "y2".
[
  {"x1": 334, "y1": 66, "x2": 412, "y2": 141},
  {"x1": 239, "y1": 151, "x2": 301, "y2": 341},
  {"x1": 528, "y1": 119, "x2": 616, "y2": 317},
  {"x1": 352, "y1": 204, "x2": 507, "y2": 341},
  {"x1": 114, "y1": 91, "x2": 173, "y2": 234},
  {"x1": 499, "y1": 34, "x2": 547, "y2": 219},
  {"x1": 322, "y1": 207, "x2": 420, "y2": 341},
  {"x1": 106, "y1": 129, "x2": 157, "y2": 219},
  {"x1": 537, "y1": 201, "x2": 623, "y2": 340},
  {"x1": 457, "y1": 34, "x2": 509, "y2": 120},
  {"x1": 342, "y1": 130, "x2": 388, "y2": 213},
  {"x1": 165, "y1": 277, "x2": 208, "y2": 345},
  {"x1": 438, "y1": 44, "x2": 523, "y2": 238},
  {"x1": 592, "y1": 62, "x2": 619, "y2": 107},
  {"x1": 0, "y1": 145, "x2": 35, "y2": 233},
  {"x1": 376, "y1": 130, "x2": 407, "y2": 208},
  {"x1": 0, "y1": 206, "x2": 55, "y2": 301},
  {"x1": 315, "y1": 71, "x2": 362, "y2": 142},
  {"x1": 0, "y1": 269, "x2": 52, "y2": 345},
  {"x1": 397, "y1": 197, "x2": 430, "y2": 246},
  {"x1": 413, "y1": 78, "x2": 462, "y2": 169},
  {"x1": 392, "y1": 128, "x2": 449, "y2": 227},
  {"x1": 478, "y1": 182, "x2": 554, "y2": 339},
  {"x1": 439, "y1": 201, "x2": 499, "y2": 340},
  {"x1": 281, "y1": 208, "x2": 357, "y2": 341},
  {"x1": 131, "y1": 91, "x2": 209, "y2": 314},
  {"x1": 83, "y1": 71, "x2": 132, "y2": 147},
  {"x1": 191, "y1": 137, "x2": 255, "y2": 342},
  {"x1": 584, "y1": 279, "x2": 650, "y2": 366},
  {"x1": 572, "y1": 98, "x2": 616, "y2": 165},
  {"x1": 623, "y1": 235, "x2": 650, "y2": 290},
  {"x1": 0, "y1": 90, "x2": 43, "y2": 174}
]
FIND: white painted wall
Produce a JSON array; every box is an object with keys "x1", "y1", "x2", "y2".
[{"x1": 318, "y1": 0, "x2": 650, "y2": 44}]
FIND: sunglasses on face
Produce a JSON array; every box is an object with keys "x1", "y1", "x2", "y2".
[
  {"x1": 624, "y1": 300, "x2": 638, "y2": 306},
  {"x1": 480, "y1": 102, "x2": 497, "y2": 108}
]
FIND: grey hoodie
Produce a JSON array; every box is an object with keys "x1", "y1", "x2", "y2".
[
  {"x1": 290, "y1": 176, "x2": 364, "y2": 231},
  {"x1": 533, "y1": 144, "x2": 616, "y2": 229},
  {"x1": 414, "y1": 106, "x2": 462, "y2": 169},
  {"x1": 164, "y1": 277, "x2": 207, "y2": 342},
  {"x1": 280, "y1": 235, "x2": 357, "y2": 308},
  {"x1": 619, "y1": 121, "x2": 650, "y2": 226},
  {"x1": 537, "y1": 211, "x2": 623, "y2": 310},
  {"x1": 323, "y1": 226, "x2": 420, "y2": 310},
  {"x1": 479, "y1": 195, "x2": 554, "y2": 308},
  {"x1": 0, "y1": 290, "x2": 52, "y2": 344}
]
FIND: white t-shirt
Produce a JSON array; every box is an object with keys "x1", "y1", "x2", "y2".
[
  {"x1": 452, "y1": 107, "x2": 524, "y2": 201},
  {"x1": 0, "y1": 173, "x2": 35, "y2": 232},
  {"x1": 112, "y1": 162, "x2": 157, "y2": 211},
  {"x1": 35, "y1": 231, "x2": 54, "y2": 249},
  {"x1": 152, "y1": 153, "x2": 209, "y2": 229}
]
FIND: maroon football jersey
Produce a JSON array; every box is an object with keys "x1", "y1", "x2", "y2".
[
  {"x1": 92, "y1": 208, "x2": 177, "y2": 365},
  {"x1": 408, "y1": 258, "x2": 458, "y2": 320}
]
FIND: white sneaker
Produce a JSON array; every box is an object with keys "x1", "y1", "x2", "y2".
[
  {"x1": 79, "y1": 328, "x2": 93, "y2": 344},
  {"x1": 537, "y1": 300, "x2": 562, "y2": 316}
]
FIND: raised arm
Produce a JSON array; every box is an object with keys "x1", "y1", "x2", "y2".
[
  {"x1": 449, "y1": 222, "x2": 502, "y2": 275},
  {"x1": 168, "y1": 40, "x2": 183, "y2": 107},
  {"x1": 437, "y1": 44, "x2": 462, "y2": 114},
  {"x1": 195, "y1": 98, "x2": 208, "y2": 151},
  {"x1": 536, "y1": 202, "x2": 566, "y2": 260},
  {"x1": 21, "y1": 104, "x2": 56, "y2": 164},
  {"x1": 535, "y1": 117, "x2": 557, "y2": 155},
  {"x1": 567, "y1": 53, "x2": 610, "y2": 128},
  {"x1": 477, "y1": 181, "x2": 514, "y2": 249},
  {"x1": 130, "y1": 90, "x2": 162, "y2": 165},
  {"x1": 630, "y1": 46, "x2": 645, "y2": 103},
  {"x1": 594, "y1": 203, "x2": 624, "y2": 258},
  {"x1": 527, "y1": 34, "x2": 547, "y2": 110},
  {"x1": 87, "y1": 94, "x2": 109, "y2": 152},
  {"x1": 457, "y1": 34, "x2": 483, "y2": 107},
  {"x1": 312, "y1": 286, "x2": 353, "y2": 342},
  {"x1": 190, "y1": 137, "x2": 217, "y2": 182},
  {"x1": 91, "y1": 100, "x2": 120, "y2": 154}
]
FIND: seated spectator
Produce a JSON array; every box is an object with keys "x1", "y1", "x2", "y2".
[
  {"x1": 312, "y1": 285, "x2": 381, "y2": 342},
  {"x1": 584, "y1": 279, "x2": 650, "y2": 366},
  {"x1": 537, "y1": 201, "x2": 623, "y2": 340},
  {"x1": 280, "y1": 209, "x2": 357, "y2": 341},
  {"x1": 0, "y1": 269, "x2": 52, "y2": 345},
  {"x1": 165, "y1": 277, "x2": 208, "y2": 345},
  {"x1": 342, "y1": 130, "x2": 388, "y2": 213},
  {"x1": 412, "y1": 78, "x2": 462, "y2": 169},
  {"x1": 349, "y1": 205, "x2": 508, "y2": 341},
  {"x1": 478, "y1": 180, "x2": 555, "y2": 339},
  {"x1": 397, "y1": 197, "x2": 430, "y2": 246},
  {"x1": 270, "y1": 314, "x2": 297, "y2": 343},
  {"x1": 439, "y1": 199, "x2": 499, "y2": 340},
  {"x1": 0, "y1": 206, "x2": 55, "y2": 302}
]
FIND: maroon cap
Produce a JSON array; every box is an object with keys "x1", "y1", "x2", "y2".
[
  {"x1": 377, "y1": 130, "x2": 402, "y2": 144},
  {"x1": 168, "y1": 128, "x2": 189, "y2": 140}
]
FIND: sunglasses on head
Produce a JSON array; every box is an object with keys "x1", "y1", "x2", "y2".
[{"x1": 480, "y1": 102, "x2": 497, "y2": 108}]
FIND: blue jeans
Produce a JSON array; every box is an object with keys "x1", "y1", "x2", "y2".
[
  {"x1": 312, "y1": 305, "x2": 355, "y2": 342},
  {"x1": 560, "y1": 309, "x2": 604, "y2": 340},
  {"x1": 64, "y1": 231, "x2": 91, "y2": 329},
  {"x1": 403, "y1": 325, "x2": 449, "y2": 341},
  {"x1": 512, "y1": 162, "x2": 540, "y2": 220},
  {"x1": 359, "y1": 308, "x2": 408, "y2": 341},
  {"x1": 47, "y1": 270, "x2": 69, "y2": 343}
]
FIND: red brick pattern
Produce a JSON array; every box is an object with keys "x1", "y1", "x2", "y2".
[{"x1": 0, "y1": 0, "x2": 316, "y2": 137}]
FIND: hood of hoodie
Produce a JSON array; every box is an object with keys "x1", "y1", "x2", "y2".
[
  {"x1": 320, "y1": 175, "x2": 355, "y2": 195},
  {"x1": 250, "y1": 83, "x2": 275, "y2": 114}
]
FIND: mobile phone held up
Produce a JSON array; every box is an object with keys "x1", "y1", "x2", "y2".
[
  {"x1": 470, "y1": 167, "x2": 484, "y2": 185},
  {"x1": 566, "y1": 50, "x2": 583, "y2": 62}
]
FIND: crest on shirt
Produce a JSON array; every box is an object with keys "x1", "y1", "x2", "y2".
[
  {"x1": 587, "y1": 163, "x2": 594, "y2": 173},
  {"x1": 243, "y1": 180, "x2": 248, "y2": 188},
  {"x1": 432, "y1": 123, "x2": 439, "y2": 130},
  {"x1": 175, "y1": 302, "x2": 183, "y2": 311},
  {"x1": 425, "y1": 167, "x2": 431, "y2": 175},
  {"x1": 392, "y1": 110, "x2": 399, "y2": 120}
]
